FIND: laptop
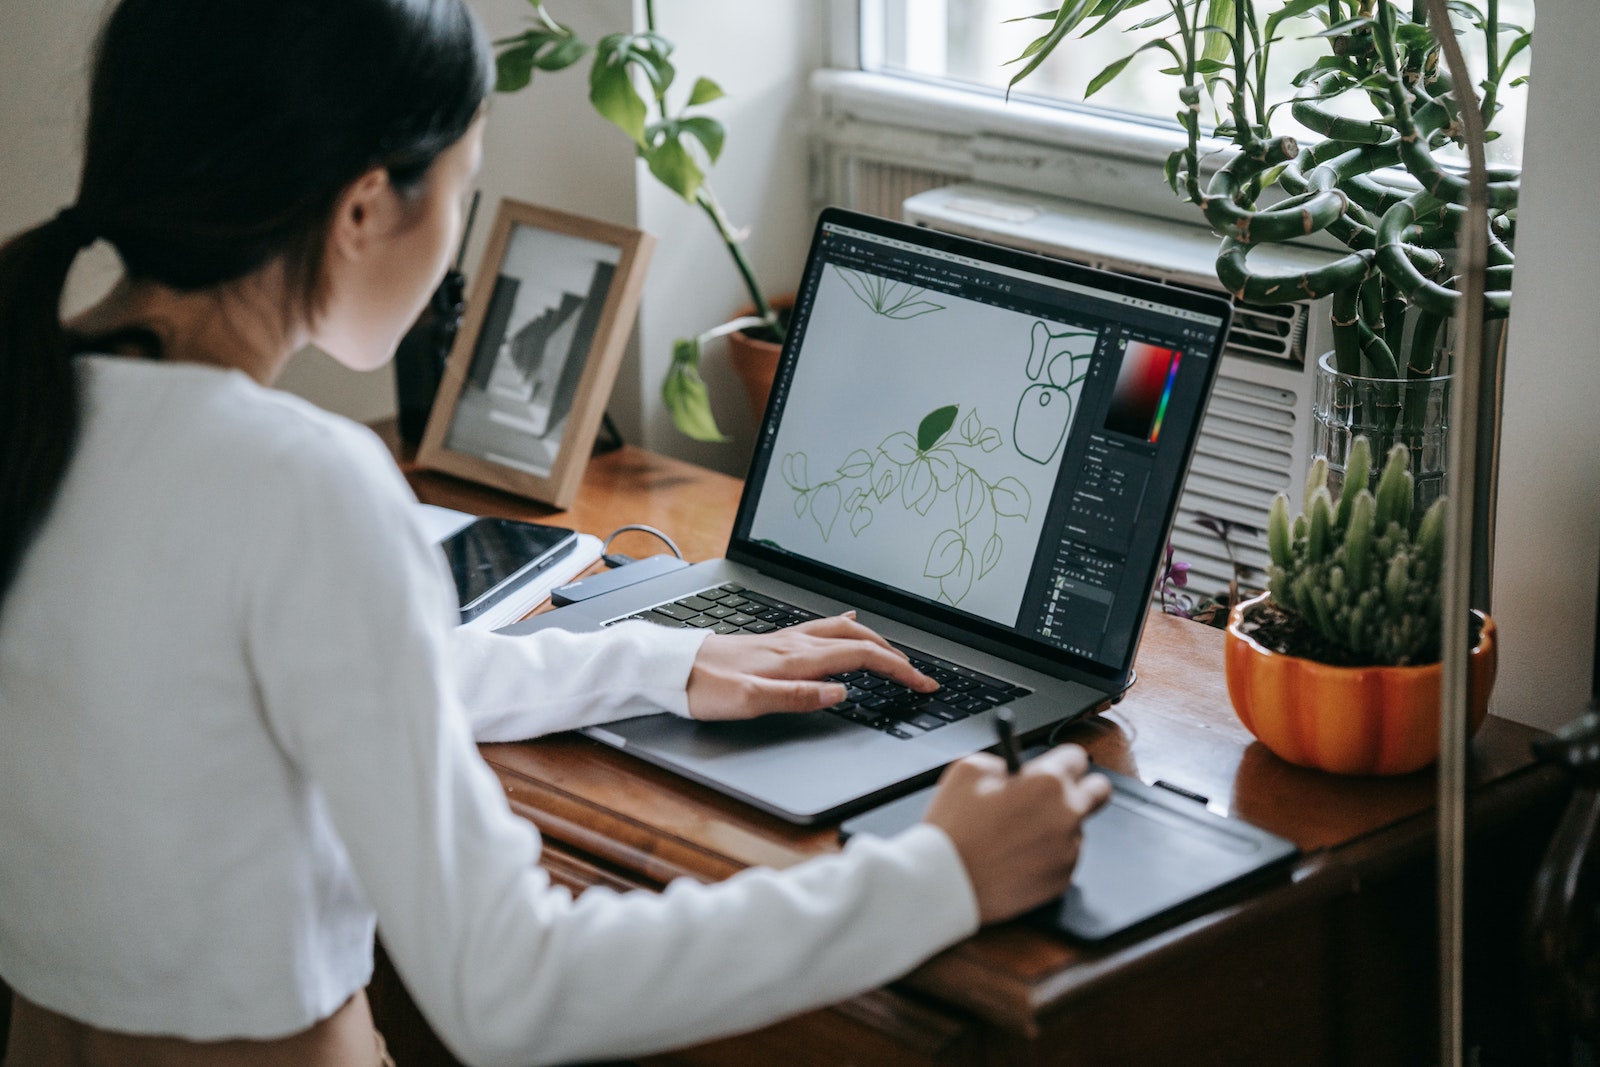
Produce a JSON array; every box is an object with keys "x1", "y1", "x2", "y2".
[
  {"x1": 503, "y1": 207, "x2": 1231, "y2": 824},
  {"x1": 840, "y1": 750, "x2": 1299, "y2": 943}
]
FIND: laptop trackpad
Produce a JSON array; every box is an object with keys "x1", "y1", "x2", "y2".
[{"x1": 589, "y1": 712, "x2": 950, "y2": 822}]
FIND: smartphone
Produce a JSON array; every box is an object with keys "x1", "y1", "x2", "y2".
[{"x1": 439, "y1": 517, "x2": 578, "y2": 623}]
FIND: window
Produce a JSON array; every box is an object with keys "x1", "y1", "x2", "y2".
[{"x1": 861, "y1": 0, "x2": 1533, "y2": 165}]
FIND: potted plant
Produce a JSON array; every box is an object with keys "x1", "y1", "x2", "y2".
[
  {"x1": 1004, "y1": 0, "x2": 1526, "y2": 507},
  {"x1": 1224, "y1": 436, "x2": 1496, "y2": 774},
  {"x1": 493, "y1": 1, "x2": 786, "y2": 442}
]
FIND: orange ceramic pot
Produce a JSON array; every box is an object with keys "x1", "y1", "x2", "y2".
[
  {"x1": 725, "y1": 297, "x2": 793, "y2": 419},
  {"x1": 1224, "y1": 592, "x2": 1497, "y2": 776}
]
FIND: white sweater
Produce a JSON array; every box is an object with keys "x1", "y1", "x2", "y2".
[{"x1": 0, "y1": 357, "x2": 978, "y2": 1067}]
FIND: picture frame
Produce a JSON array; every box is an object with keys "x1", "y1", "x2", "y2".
[{"x1": 417, "y1": 199, "x2": 654, "y2": 508}]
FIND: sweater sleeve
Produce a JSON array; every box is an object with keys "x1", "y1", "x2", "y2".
[
  {"x1": 244, "y1": 425, "x2": 980, "y2": 1067},
  {"x1": 447, "y1": 623, "x2": 707, "y2": 742}
]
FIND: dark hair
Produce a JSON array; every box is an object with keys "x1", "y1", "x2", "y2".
[{"x1": 0, "y1": 0, "x2": 491, "y2": 605}]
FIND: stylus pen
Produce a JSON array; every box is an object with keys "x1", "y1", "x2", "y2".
[{"x1": 995, "y1": 708, "x2": 1023, "y2": 775}]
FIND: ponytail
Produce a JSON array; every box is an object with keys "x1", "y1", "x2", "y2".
[
  {"x1": 0, "y1": 211, "x2": 96, "y2": 607},
  {"x1": 0, "y1": 0, "x2": 490, "y2": 610}
]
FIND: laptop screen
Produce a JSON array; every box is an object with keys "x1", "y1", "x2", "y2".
[{"x1": 731, "y1": 210, "x2": 1228, "y2": 683}]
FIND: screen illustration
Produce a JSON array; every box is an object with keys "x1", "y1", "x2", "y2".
[{"x1": 750, "y1": 264, "x2": 1098, "y2": 626}]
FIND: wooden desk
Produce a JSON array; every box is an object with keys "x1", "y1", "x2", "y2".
[{"x1": 376, "y1": 425, "x2": 1566, "y2": 1067}]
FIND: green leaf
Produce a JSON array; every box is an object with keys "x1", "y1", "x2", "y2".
[
  {"x1": 1126, "y1": 8, "x2": 1175, "y2": 31},
  {"x1": 976, "y1": 428, "x2": 1002, "y2": 452},
  {"x1": 1500, "y1": 31, "x2": 1532, "y2": 75},
  {"x1": 1292, "y1": 54, "x2": 1353, "y2": 87},
  {"x1": 925, "y1": 448, "x2": 959, "y2": 491},
  {"x1": 662, "y1": 338, "x2": 726, "y2": 441},
  {"x1": 925, "y1": 529, "x2": 966, "y2": 579},
  {"x1": 902, "y1": 458, "x2": 937, "y2": 514},
  {"x1": 677, "y1": 116, "x2": 727, "y2": 165},
  {"x1": 1003, "y1": 7, "x2": 1066, "y2": 22},
  {"x1": 810, "y1": 484, "x2": 842, "y2": 541},
  {"x1": 1083, "y1": 0, "x2": 1153, "y2": 36},
  {"x1": 871, "y1": 453, "x2": 900, "y2": 500},
  {"x1": 837, "y1": 449, "x2": 874, "y2": 478},
  {"x1": 991, "y1": 476, "x2": 1032, "y2": 520},
  {"x1": 1085, "y1": 52, "x2": 1139, "y2": 99},
  {"x1": 1264, "y1": 0, "x2": 1324, "y2": 42},
  {"x1": 1307, "y1": 15, "x2": 1373, "y2": 39},
  {"x1": 644, "y1": 135, "x2": 704, "y2": 203},
  {"x1": 612, "y1": 32, "x2": 676, "y2": 94},
  {"x1": 1164, "y1": 148, "x2": 1184, "y2": 195},
  {"x1": 954, "y1": 468, "x2": 984, "y2": 527},
  {"x1": 1004, "y1": 0, "x2": 1099, "y2": 92},
  {"x1": 590, "y1": 57, "x2": 648, "y2": 145},
  {"x1": 781, "y1": 452, "x2": 809, "y2": 491},
  {"x1": 979, "y1": 533, "x2": 1004, "y2": 579},
  {"x1": 880, "y1": 431, "x2": 920, "y2": 466},
  {"x1": 495, "y1": 43, "x2": 537, "y2": 93},
  {"x1": 686, "y1": 76, "x2": 725, "y2": 106},
  {"x1": 1199, "y1": 0, "x2": 1235, "y2": 75},
  {"x1": 1393, "y1": 22, "x2": 1435, "y2": 52},
  {"x1": 535, "y1": 35, "x2": 588, "y2": 72},
  {"x1": 850, "y1": 505, "x2": 874, "y2": 536},
  {"x1": 916, "y1": 404, "x2": 959, "y2": 452},
  {"x1": 939, "y1": 549, "x2": 975, "y2": 605}
]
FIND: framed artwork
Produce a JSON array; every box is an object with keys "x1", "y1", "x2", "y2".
[{"x1": 417, "y1": 199, "x2": 654, "y2": 508}]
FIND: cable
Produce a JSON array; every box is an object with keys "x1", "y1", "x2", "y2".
[
  {"x1": 600, "y1": 524, "x2": 683, "y2": 568},
  {"x1": 1046, "y1": 667, "x2": 1137, "y2": 748}
]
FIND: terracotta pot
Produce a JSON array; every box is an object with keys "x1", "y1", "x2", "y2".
[
  {"x1": 725, "y1": 297, "x2": 792, "y2": 419},
  {"x1": 1224, "y1": 591, "x2": 1497, "y2": 776}
]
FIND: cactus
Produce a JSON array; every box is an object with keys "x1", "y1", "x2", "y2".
[{"x1": 1265, "y1": 437, "x2": 1446, "y2": 667}]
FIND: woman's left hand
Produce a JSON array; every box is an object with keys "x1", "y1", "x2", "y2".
[{"x1": 685, "y1": 613, "x2": 938, "y2": 722}]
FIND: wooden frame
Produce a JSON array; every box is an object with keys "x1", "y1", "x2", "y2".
[{"x1": 417, "y1": 199, "x2": 654, "y2": 508}]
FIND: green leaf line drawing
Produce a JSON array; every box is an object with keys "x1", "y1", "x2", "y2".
[
  {"x1": 1013, "y1": 321, "x2": 1096, "y2": 465},
  {"x1": 782, "y1": 404, "x2": 1032, "y2": 608},
  {"x1": 833, "y1": 266, "x2": 946, "y2": 320}
]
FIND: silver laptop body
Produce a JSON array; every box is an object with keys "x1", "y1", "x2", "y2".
[{"x1": 503, "y1": 209, "x2": 1231, "y2": 824}]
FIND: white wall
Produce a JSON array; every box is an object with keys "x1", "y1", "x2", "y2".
[
  {"x1": 633, "y1": 1, "x2": 826, "y2": 475},
  {"x1": 276, "y1": 0, "x2": 644, "y2": 426},
  {"x1": 1488, "y1": 3, "x2": 1600, "y2": 732},
  {"x1": 0, "y1": 1, "x2": 121, "y2": 317},
  {"x1": 0, "y1": 0, "x2": 823, "y2": 470},
  {"x1": 0, "y1": 0, "x2": 639, "y2": 425}
]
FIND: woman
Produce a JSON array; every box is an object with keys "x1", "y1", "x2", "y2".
[{"x1": 0, "y1": 1, "x2": 1109, "y2": 1064}]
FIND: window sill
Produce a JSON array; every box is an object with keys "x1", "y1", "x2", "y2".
[{"x1": 811, "y1": 68, "x2": 1233, "y2": 228}]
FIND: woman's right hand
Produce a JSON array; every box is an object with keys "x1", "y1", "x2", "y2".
[{"x1": 922, "y1": 744, "x2": 1112, "y2": 925}]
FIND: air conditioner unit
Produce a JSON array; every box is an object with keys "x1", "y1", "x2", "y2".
[{"x1": 902, "y1": 183, "x2": 1338, "y2": 601}]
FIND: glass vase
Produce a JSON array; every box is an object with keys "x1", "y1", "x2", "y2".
[{"x1": 1310, "y1": 351, "x2": 1451, "y2": 514}]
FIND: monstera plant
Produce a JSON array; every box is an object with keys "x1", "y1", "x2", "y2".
[
  {"x1": 495, "y1": 0, "x2": 783, "y2": 441},
  {"x1": 1006, "y1": 0, "x2": 1528, "y2": 499}
]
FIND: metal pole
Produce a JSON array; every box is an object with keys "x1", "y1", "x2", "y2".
[{"x1": 1420, "y1": 1, "x2": 1491, "y2": 1064}]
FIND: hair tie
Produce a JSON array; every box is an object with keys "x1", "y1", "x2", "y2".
[{"x1": 52, "y1": 206, "x2": 97, "y2": 250}]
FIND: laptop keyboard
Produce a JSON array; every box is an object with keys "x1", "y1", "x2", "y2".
[{"x1": 606, "y1": 583, "x2": 1033, "y2": 740}]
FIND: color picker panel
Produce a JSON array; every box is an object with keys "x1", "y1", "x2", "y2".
[{"x1": 1104, "y1": 341, "x2": 1181, "y2": 444}]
